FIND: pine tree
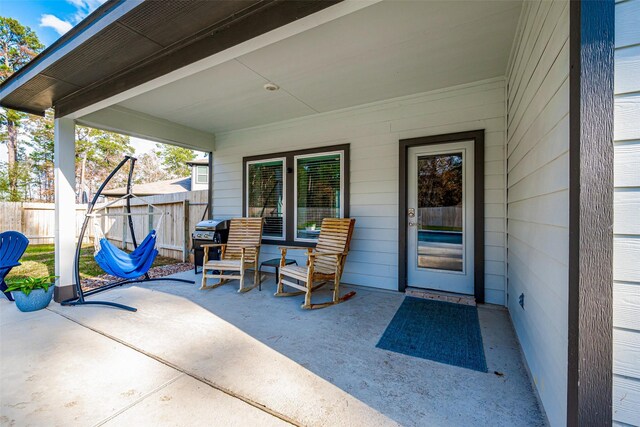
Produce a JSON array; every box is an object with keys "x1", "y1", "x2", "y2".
[
  {"x1": 0, "y1": 17, "x2": 44, "y2": 201},
  {"x1": 25, "y1": 111, "x2": 55, "y2": 201}
]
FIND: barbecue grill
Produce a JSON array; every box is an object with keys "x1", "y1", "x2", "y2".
[{"x1": 192, "y1": 218, "x2": 231, "y2": 273}]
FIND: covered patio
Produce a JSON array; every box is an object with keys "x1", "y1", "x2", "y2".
[
  {"x1": 1, "y1": 271, "x2": 544, "y2": 426},
  {"x1": 0, "y1": 0, "x2": 623, "y2": 425}
]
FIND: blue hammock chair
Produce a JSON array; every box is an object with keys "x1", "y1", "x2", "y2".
[
  {"x1": 94, "y1": 230, "x2": 158, "y2": 279},
  {"x1": 61, "y1": 156, "x2": 195, "y2": 312}
]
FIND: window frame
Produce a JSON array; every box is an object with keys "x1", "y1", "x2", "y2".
[
  {"x1": 242, "y1": 144, "x2": 350, "y2": 247},
  {"x1": 244, "y1": 157, "x2": 287, "y2": 241},
  {"x1": 195, "y1": 165, "x2": 209, "y2": 184}
]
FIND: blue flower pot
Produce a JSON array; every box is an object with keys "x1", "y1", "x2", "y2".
[{"x1": 12, "y1": 286, "x2": 55, "y2": 312}]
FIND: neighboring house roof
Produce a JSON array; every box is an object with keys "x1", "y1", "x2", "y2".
[
  {"x1": 187, "y1": 158, "x2": 209, "y2": 166},
  {"x1": 0, "y1": 1, "x2": 339, "y2": 117},
  {"x1": 102, "y1": 177, "x2": 191, "y2": 197}
]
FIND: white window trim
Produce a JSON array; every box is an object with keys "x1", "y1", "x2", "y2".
[
  {"x1": 293, "y1": 151, "x2": 345, "y2": 243},
  {"x1": 195, "y1": 165, "x2": 208, "y2": 184},
  {"x1": 245, "y1": 157, "x2": 287, "y2": 241}
]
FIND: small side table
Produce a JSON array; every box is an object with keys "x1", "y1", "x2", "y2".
[{"x1": 259, "y1": 258, "x2": 297, "y2": 291}]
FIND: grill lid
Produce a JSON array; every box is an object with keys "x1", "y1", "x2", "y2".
[{"x1": 194, "y1": 218, "x2": 231, "y2": 231}]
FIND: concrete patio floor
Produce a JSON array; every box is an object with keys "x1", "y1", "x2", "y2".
[{"x1": 1, "y1": 272, "x2": 546, "y2": 426}]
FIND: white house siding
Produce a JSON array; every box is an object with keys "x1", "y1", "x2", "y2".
[
  {"x1": 505, "y1": 1, "x2": 569, "y2": 425},
  {"x1": 614, "y1": 0, "x2": 640, "y2": 425},
  {"x1": 211, "y1": 78, "x2": 508, "y2": 304}
]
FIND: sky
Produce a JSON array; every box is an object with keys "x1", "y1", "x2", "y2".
[
  {"x1": 1, "y1": 0, "x2": 107, "y2": 46},
  {"x1": 1, "y1": 0, "x2": 205, "y2": 162}
]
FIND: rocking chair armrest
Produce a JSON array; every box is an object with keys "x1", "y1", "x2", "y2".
[
  {"x1": 309, "y1": 251, "x2": 344, "y2": 258},
  {"x1": 202, "y1": 244, "x2": 225, "y2": 260}
]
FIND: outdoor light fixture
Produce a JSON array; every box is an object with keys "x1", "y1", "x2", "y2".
[{"x1": 263, "y1": 82, "x2": 279, "y2": 91}]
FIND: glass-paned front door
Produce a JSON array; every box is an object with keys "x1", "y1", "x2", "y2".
[{"x1": 407, "y1": 140, "x2": 474, "y2": 295}]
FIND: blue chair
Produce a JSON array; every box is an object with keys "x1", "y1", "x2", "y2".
[{"x1": 0, "y1": 231, "x2": 29, "y2": 302}]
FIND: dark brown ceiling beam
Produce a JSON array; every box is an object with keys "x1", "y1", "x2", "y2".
[
  {"x1": 1, "y1": 102, "x2": 49, "y2": 117},
  {"x1": 55, "y1": 0, "x2": 342, "y2": 118}
]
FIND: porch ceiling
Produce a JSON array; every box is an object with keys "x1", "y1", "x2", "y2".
[{"x1": 110, "y1": 0, "x2": 522, "y2": 134}]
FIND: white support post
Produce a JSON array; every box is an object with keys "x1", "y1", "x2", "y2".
[{"x1": 53, "y1": 117, "x2": 77, "y2": 302}]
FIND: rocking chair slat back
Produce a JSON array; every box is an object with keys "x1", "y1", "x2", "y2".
[
  {"x1": 314, "y1": 218, "x2": 355, "y2": 274},
  {"x1": 224, "y1": 218, "x2": 263, "y2": 262}
]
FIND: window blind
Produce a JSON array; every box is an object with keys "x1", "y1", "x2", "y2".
[
  {"x1": 296, "y1": 153, "x2": 342, "y2": 240},
  {"x1": 247, "y1": 159, "x2": 284, "y2": 238}
]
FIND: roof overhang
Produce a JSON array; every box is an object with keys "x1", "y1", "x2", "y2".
[{"x1": 0, "y1": 0, "x2": 342, "y2": 117}]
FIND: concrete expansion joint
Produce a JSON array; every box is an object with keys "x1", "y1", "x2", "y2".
[
  {"x1": 46, "y1": 307, "x2": 300, "y2": 426},
  {"x1": 93, "y1": 374, "x2": 186, "y2": 426}
]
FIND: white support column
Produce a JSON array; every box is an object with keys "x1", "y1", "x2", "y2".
[{"x1": 53, "y1": 117, "x2": 77, "y2": 302}]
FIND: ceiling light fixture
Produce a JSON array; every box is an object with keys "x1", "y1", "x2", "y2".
[{"x1": 263, "y1": 82, "x2": 279, "y2": 91}]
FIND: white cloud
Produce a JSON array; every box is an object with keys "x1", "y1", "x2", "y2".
[
  {"x1": 67, "y1": 0, "x2": 108, "y2": 23},
  {"x1": 39, "y1": 0, "x2": 108, "y2": 38},
  {"x1": 39, "y1": 14, "x2": 73, "y2": 36}
]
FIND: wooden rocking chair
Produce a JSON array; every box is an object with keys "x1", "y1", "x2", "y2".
[
  {"x1": 201, "y1": 217, "x2": 263, "y2": 293},
  {"x1": 275, "y1": 218, "x2": 356, "y2": 309}
]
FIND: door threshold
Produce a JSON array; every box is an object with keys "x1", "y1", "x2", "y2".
[{"x1": 405, "y1": 288, "x2": 476, "y2": 306}]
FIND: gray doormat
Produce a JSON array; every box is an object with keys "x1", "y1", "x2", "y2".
[{"x1": 376, "y1": 297, "x2": 487, "y2": 372}]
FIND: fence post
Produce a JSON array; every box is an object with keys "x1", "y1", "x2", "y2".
[
  {"x1": 148, "y1": 205, "x2": 154, "y2": 233},
  {"x1": 121, "y1": 209, "x2": 127, "y2": 250},
  {"x1": 20, "y1": 202, "x2": 25, "y2": 237},
  {"x1": 183, "y1": 200, "x2": 190, "y2": 262}
]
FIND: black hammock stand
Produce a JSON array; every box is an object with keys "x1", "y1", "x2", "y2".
[{"x1": 62, "y1": 156, "x2": 194, "y2": 312}]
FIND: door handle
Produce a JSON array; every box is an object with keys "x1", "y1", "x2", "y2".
[{"x1": 409, "y1": 222, "x2": 416, "y2": 227}]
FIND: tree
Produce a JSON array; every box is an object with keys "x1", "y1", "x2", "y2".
[
  {"x1": 75, "y1": 126, "x2": 134, "y2": 202},
  {"x1": 156, "y1": 144, "x2": 195, "y2": 178},
  {"x1": 417, "y1": 154, "x2": 463, "y2": 208},
  {"x1": 25, "y1": 110, "x2": 55, "y2": 201},
  {"x1": 134, "y1": 151, "x2": 166, "y2": 184},
  {"x1": 0, "y1": 17, "x2": 44, "y2": 201}
]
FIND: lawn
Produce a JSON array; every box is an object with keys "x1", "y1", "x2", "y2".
[{"x1": 7, "y1": 243, "x2": 180, "y2": 282}]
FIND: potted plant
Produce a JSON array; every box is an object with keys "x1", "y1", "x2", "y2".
[
  {"x1": 4, "y1": 275, "x2": 58, "y2": 312},
  {"x1": 304, "y1": 222, "x2": 317, "y2": 231}
]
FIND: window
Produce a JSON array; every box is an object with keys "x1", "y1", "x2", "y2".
[
  {"x1": 243, "y1": 145, "x2": 349, "y2": 245},
  {"x1": 295, "y1": 152, "x2": 343, "y2": 241},
  {"x1": 195, "y1": 165, "x2": 208, "y2": 184},
  {"x1": 245, "y1": 158, "x2": 285, "y2": 239}
]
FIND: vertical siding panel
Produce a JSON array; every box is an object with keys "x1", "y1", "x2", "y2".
[
  {"x1": 614, "y1": 1, "x2": 640, "y2": 423},
  {"x1": 506, "y1": 1, "x2": 569, "y2": 425}
]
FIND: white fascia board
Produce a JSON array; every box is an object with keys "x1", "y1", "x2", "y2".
[
  {"x1": 67, "y1": 0, "x2": 383, "y2": 119},
  {"x1": 76, "y1": 106, "x2": 215, "y2": 151},
  {"x1": 0, "y1": 0, "x2": 144, "y2": 102}
]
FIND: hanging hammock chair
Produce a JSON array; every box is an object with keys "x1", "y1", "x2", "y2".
[
  {"x1": 62, "y1": 156, "x2": 194, "y2": 312},
  {"x1": 94, "y1": 230, "x2": 158, "y2": 279},
  {"x1": 87, "y1": 190, "x2": 165, "y2": 280}
]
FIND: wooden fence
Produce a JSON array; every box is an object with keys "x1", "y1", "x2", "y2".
[
  {"x1": 417, "y1": 206, "x2": 462, "y2": 229},
  {"x1": 100, "y1": 191, "x2": 208, "y2": 261},
  {"x1": 0, "y1": 202, "x2": 95, "y2": 244},
  {"x1": 0, "y1": 190, "x2": 208, "y2": 261}
]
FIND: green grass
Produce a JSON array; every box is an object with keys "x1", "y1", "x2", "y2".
[{"x1": 7, "y1": 243, "x2": 179, "y2": 281}]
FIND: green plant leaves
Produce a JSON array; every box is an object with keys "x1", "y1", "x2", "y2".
[{"x1": 4, "y1": 275, "x2": 58, "y2": 296}]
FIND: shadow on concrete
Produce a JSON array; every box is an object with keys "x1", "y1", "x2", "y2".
[{"x1": 106, "y1": 270, "x2": 547, "y2": 427}]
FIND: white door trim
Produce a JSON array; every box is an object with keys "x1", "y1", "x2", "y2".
[{"x1": 398, "y1": 131, "x2": 485, "y2": 302}]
